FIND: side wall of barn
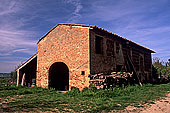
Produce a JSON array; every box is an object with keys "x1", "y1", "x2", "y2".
[
  {"x1": 37, "y1": 25, "x2": 90, "y2": 90},
  {"x1": 90, "y1": 28, "x2": 152, "y2": 83},
  {"x1": 89, "y1": 29, "x2": 117, "y2": 74}
]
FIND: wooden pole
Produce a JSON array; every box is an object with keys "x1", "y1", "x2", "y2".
[
  {"x1": 21, "y1": 73, "x2": 25, "y2": 86},
  {"x1": 127, "y1": 54, "x2": 142, "y2": 86}
]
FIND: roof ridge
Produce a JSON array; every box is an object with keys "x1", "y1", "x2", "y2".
[{"x1": 37, "y1": 23, "x2": 155, "y2": 53}]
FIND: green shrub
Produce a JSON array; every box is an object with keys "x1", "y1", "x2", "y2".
[{"x1": 67, "y1": 86, "x2": 80, "y2": 96}]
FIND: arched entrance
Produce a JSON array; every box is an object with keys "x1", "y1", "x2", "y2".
[{"x1": 49, "y1": 62, "x2": 69, "y2": 91}]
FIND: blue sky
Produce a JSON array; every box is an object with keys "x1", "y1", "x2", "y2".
[{"x1": 0, "y1": 0, "x2": 170, "y2": 73}]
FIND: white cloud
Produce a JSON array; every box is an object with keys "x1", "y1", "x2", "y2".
[
  {"x1": 0, "y1": 1, "x2": 18, "y2": 16},
  {"x1": 1, "y1": 0, "x2": 170, "y2": 72},
  {"x1": 84, "y1": 0, "x2": 170, "y2": 61},
  {"x1": 0, "y1": 29, "x2": 37, "y2": 56},
  {"x1": 65, "y1": 0, "x2": 83, "y2": 23},
  {"x1": 0, "y1": 0, "x2": 38, "y2": 72}
]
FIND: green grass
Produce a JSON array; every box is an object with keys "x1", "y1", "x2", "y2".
[{"x1": 1, "y1": 83, "x2": 170, "y2": 112}]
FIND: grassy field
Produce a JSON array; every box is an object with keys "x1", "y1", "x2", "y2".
[{"x1": 1, "y1": 83, "x2": 170, "y2": 112}]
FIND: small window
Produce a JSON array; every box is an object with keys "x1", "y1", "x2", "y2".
[
  {"x1": 81, "y1": 71, "x2": 85, "y2": 75},
  {"x1": 95, "y1": 36, "x2": 103, "y2": 54}
]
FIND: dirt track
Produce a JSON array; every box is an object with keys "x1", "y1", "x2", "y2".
[{"x1": 121, "y1": 92, "x2": 170, "y2": 113}]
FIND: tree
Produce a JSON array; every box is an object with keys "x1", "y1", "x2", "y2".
[
  {"x1": 152, "y1": 57, "x2": 170, "y2": 83},
  {"x1": 10, "y1": 71, "x2": 17, "y2": 83}
]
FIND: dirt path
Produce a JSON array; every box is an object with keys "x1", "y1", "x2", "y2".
[{"x1": 121, "y1": 93, "x2": 170, "y2": 113}]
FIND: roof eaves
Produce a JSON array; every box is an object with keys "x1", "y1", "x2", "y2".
[
  {"x1": 16, "y1": 53, "x2": 37, "y2": 71},
  {"x1": 91, "y1": 26, "x2": 155, "y2": 53},
  {"x1": 37, "y1": 23, "x2": 155, "y2": 53},
  {"x1": 37, "y1": 24, "x2": 60, "y2": 44}
]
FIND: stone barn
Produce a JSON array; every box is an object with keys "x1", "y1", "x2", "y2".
[{"x1": 16, "y1": 23, "x2": 155, "y2": 90}]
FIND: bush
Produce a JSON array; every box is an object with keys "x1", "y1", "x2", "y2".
[
  {"x1": 67, "y1": 86, "x2": 80, "y2": 96},
  {"x1": 153, "y1": 57, "x2": 170, "y2": 83}
]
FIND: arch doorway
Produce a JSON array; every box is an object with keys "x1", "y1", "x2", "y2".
[{"x1": 49, "y1": 62, "x2": 69, "y2": 91}]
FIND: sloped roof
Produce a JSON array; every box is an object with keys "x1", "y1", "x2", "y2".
[
  {"x1": 38, "y1": 23, "x2": 155, "y2": 53},
  {"x1": 16, "y1": 53, "x2": 37, "y2": 71}
]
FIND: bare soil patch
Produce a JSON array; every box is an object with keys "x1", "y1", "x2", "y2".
[{"x1": 120, "y1": 92, "x2": 170, "y2": 113}]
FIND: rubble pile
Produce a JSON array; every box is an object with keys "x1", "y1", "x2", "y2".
[{"x1": 89, "y1": 72, "x2": 134, "y2": 89}]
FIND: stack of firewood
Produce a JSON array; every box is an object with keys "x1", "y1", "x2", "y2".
[{"x1": 89, "y1": 72, "x2": 133, "y2": 89}]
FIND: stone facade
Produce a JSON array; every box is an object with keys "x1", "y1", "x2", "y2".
[
  {"x1": 16, "y1": 23, "x2": 154, "y2": 90},
  {"x1": 90, "y1": 28, "x2": 153, "y2": 83},
  {"x1": 37, "y1": 25, "x2": 90, "y2": 90}
]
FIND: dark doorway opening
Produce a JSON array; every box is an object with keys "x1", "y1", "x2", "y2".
[
  {"x1": 49, "y1": 62, "x2": 69, "y2": 91},
  {"x1": 19, "y1": 56, "x2": 37, "y2": 87}
]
